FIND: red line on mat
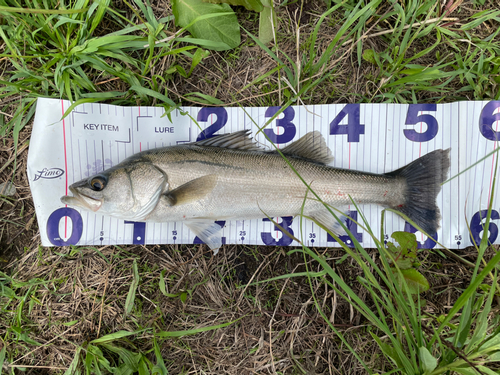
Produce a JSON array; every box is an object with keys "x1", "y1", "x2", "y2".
[{"x1": 61, "y1": 100, "x2": 68, "y2": 238}]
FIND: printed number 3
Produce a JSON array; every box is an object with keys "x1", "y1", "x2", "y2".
[
  {"x1": 404, "y1": 104, "x2": 438, "y2": 142},
  {"x1": 261, "y1": 217, "x2": 294, "y2": 246}
]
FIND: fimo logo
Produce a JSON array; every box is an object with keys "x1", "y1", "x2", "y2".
[{"x1": 34, "y1": 168, "x2": 64, "y2": 181}]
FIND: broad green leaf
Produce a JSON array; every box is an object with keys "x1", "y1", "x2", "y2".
[
  {"x1": 0, "y1": 346, "x2": 6, "y2": 372},
  {"x1": 91, "y1": 330, "x2": 143, "y2": 344},
  {"x1": 419, "y1": 347, "x2": 437, "y2": 373},
  {"x1": 159, "y1": 271, "x2": 167, "y2": 295},
  {"x1": 124, "y1": 259, "x2": 139, "y2": 317},
  {"x1": 0, "y1": 6, "x2": 88, "y2": 14},
  {"x1": 101, "y1": 344, "x2": 140, "y2": 372},
  {"x1": 129, "y1": 85, "x2": 177, "y2": 107},
  {"x1": 152, "y1": 334, "x2": 168, "y2": 375},
  {"x1": 362, "y1": 49, "x2": 377, "y2": 64},
  {"x1": 370, "y1": 332, "x2": 404, "y2": 369},
  {"x1": 479, "y1": 332, "x2": 500, "y2": 352},
  {"x1": 157, "y1": 317, "x2": 242, "y2": 337},
  {"x1": 391, "y1": 231, "x2": 417, "y2": 255},
  {"x1": 258, "y1": 0, "x2": 275, "y2": 44},
  {"x1": 203, "y1": 0, "x2": 263, "y2": 11},
  {"x1": 184, "y1": 92, "x2": 224, "y2": 105},
  {"x1": 172, "y1": 0, "x2": 240, "y2": 51},
  {"x1": 392, "y1": 268, "x2": 429, "y2": 294},
  {"x1": 467, "y1": 273, "x2": 497, "y2": 352},
  {"x1": 64, "y1": 347, "x2": 81, "y2": 375}
]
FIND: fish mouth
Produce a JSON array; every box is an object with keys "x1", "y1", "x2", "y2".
[{"x1": 60, "y1": 186, "x2": 102, "y2": 212}]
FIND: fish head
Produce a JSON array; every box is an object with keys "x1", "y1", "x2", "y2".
[{"x1": 61, "y1": 162, "x2": 166, "y2": 220}]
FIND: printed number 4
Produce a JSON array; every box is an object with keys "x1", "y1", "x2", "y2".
[{"x1": 330, "y1": 104, "x2": 365, "y2": 142}]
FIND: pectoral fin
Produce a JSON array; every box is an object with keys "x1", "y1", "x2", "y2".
[
  {"x1": 185, "y1": 220, "x2": 224, "y2": 254},
  {"x1": 164, "y1": 175, "x2": 217, "y2": 206}
]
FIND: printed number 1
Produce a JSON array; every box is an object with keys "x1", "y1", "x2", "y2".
[{"x1": 124, "y1": 221, "x2": 146, "y2": 245}]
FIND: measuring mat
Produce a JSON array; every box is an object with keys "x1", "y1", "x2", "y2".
[{"x1": 27, "y1": 98, "x2": 500, "y2": 249}]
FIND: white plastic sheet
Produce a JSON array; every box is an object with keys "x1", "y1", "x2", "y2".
[{"x1": 27, "y1": 98, "x2": 500, "y2": 249}]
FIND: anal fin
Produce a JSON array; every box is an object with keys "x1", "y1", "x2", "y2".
[
  {"x1": 308, "y1": 206, "x2": 349, "y2": 236},
  {"x1": 185, "y1": 220, "x2": 225, "y2": 254}
]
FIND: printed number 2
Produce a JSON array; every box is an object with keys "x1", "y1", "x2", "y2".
[
  {"x1": 47, "y1": 207, "x2": 83, "y2": 246},
  {"x1": 404, "y1": 104, "x2": 438, "y2": 142},
  {"x1": 264, "y1": 107, "x2": 296, "y2": 144},
  {"x1": 469, "y1": 209, "x2": 499, "y2": 245},
  {"x1": 479, "y1": 101, "x2": 500, "y2": 141},
  {"x1": 330, "y1": 104, "x2": 365, "y2": 142},
  {"x1": 261, "y1": 217, "x2": 294, "y2": 246},
  {"x1": 196, "y1": 108, "x2": 228, "y2": 141}
]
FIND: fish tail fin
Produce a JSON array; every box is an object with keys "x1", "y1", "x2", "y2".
[{"x1": 385, "y1": 149, "x2": 450, "y2": 234}]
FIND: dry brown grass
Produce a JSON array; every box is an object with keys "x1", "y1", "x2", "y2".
[{"x1": 1, "y1": 0, "x2": 500, "y2": 373}]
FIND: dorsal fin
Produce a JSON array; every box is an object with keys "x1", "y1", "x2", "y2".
[
  {"x1": 279, "y1": 131, "x2": 333, "y2": 164},
  {"x1": 194, "y1": 130, "x2": 263, "y2": 151}
]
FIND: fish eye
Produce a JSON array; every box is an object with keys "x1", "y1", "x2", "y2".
[{"x1": 89, "y1": 176, "x2": 107, "y2": 191}]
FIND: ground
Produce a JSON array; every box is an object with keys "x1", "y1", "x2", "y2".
[{"x1": 1, "y1": 0, "x2": 500, "y2": 374}]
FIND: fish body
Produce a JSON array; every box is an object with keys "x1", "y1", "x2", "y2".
[{"x1": 61, "y1": 131, "x2": 450, "y2": 250}]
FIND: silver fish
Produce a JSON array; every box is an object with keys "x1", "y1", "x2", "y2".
[{"x1": 61, "y1": 131, "x2": 450, "y2": 251}]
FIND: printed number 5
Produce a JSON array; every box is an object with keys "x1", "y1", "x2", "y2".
[{"x1": 404, "y1": 104, "x2": 438, "y2": 142}]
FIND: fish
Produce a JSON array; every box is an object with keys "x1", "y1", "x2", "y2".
[{"x1": 61, "y1": 130, "x2": 450, "y2": 252}]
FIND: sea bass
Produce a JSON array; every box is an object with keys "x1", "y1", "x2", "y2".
[{"x1": 61, "y1": 131, "x2": 450, "y2": 251}]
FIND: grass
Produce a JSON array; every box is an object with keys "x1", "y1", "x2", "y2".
[{"x1": 1, "y1": 0, "x2": 500, "y2": 374}]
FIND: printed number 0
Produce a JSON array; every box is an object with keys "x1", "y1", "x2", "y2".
[
  {"x1": 479, "y1": 101, "x2": 500, "y2": 141},
  {"x1": 196, "y1": 108, "x2": 228, "y2": 141},
  {"x1": 47, "y1": 207, "x2": 83, "y2": 246},
  {"x1": 261, "y1": 217, "x2": 294, "y2": 246},
  {"x1": 404, "y1": 104, "x2": 438, "y2": 142},
  {"x1": 469, "y1": 209, "x2": 499, "y2": 245},
  {"x1": 264, "y1": 107, "x2": 297, "y2": 144}
]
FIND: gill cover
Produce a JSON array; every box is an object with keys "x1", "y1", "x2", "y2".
[{"x1": 125, "y1": 163, "x2": 166, "y2": 220}]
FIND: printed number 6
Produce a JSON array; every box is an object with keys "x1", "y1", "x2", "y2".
[
  {"x1": 479, "y1": 101, "x2": 500, "y2": 141},
  {"x1": 469, "y1": 209, "x2": 499, "y2": 246},
  {"x1": 47, "y1": 207, "x2": 83, "y2": 246},
  {"x1": 404, "y1": 104, "x2": 438, "y2": 142}
]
